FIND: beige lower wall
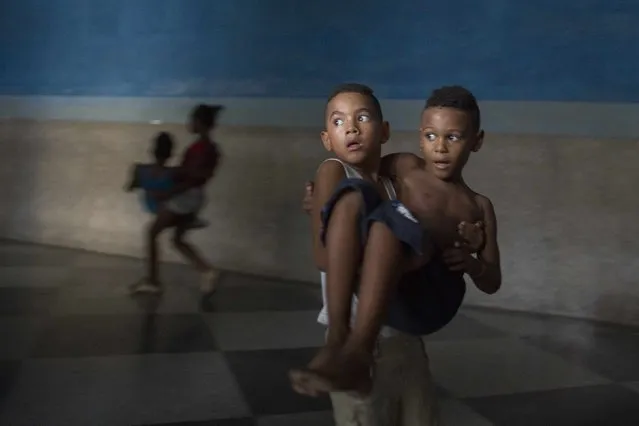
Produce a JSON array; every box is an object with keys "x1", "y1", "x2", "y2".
[{"x1": 0, "y1": 119, "x2": 638, "y2": 325}]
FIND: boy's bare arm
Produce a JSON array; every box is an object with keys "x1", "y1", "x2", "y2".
[
  {"x1": 311, "y1": 161, "x2": 347, "y2": 271},
  {"x1": 124, "y1": 164, "x2": 141, "y2": 192},
  {"x1": 442, "y1": 195, "x2": 500, "y2": 294},
  {"x1": 468, "y1": 196, "x2": 501, "y2": 294},
  {"x1": 379, "y1": 153, "x2": 423, "y2": 182}
]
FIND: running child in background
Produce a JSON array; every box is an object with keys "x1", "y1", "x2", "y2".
[
  {"x1": 129, "y1": 105, "x2": 224, "y2": 295},
  {"x1": 125, "y1": 131, "x2": 207, "y2": 229}
]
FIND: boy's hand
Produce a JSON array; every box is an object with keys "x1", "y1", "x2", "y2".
[
  {"x1": 458, "y1": 221, "x2": 485, "y2": 253},
  {"x1": 442, "y1": 242, "x2": 483, "y2": 275},
  {"x1": 302, "y1": 181, "x2": 314, "y2": 214}
]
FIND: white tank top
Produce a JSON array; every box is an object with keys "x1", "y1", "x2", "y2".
[{"x1": 317, "y1": 158, "x2": 399, "y2": 337}]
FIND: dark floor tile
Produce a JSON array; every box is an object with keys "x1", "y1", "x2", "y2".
[
  {"x1": 425, "y1": 313, "x2": 505, "y2": 341},
  {"x1": 33, "y1": 314, "x2": 217, "y2": 358},
  {"x1": 0, "y1": 317, "x2": 44, "y2": 359},
  {"x1": 202, "y1": 274, "x2": 321, "y2": 313},
  {"x1": 72, "y1": 252, "x2": 145, "y2": 270},
  {"x1": 51, "y1": 271, "x2": 202, "y2": 315},
  {"x1": 0, "y1": 288, "x2": 57, "y2": 316},
  {"x1": 0, "y1": 248, "x2": 78, "y2": 267},
  {"x1": 1, "y1": 353, "x2": 248, "y2": 426},
  {"x1": 224, "y1": 348, "x2": 331, "y2": 416},
  {"x1": 465, "y1": 384, "x2": 639, "y2": 426},
  {"x1": 464, "y1": 307, "x2": 639, "y2": 338},
  {"x1": 136, "y1": 420, "x2": 254, "y2": 426},
  {"x1": 0, "y1": 360, "x2": 21, "y2": 407},
  {"x1": 524, "y1": 330, "x2": 639, "y2": 381},
  {"x1": 0, "y1": 265, "x2": 70, "y2": 289}
]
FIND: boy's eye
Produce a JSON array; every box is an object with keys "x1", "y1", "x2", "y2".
[
  {"x1": 447, "y1": 134, "x2": 460, "y2": 142},
  {"x1": 358, "y1": 114, "x2": 370, "y2": 122},
  {"x1": 424, "y1": 133, "x2": 437, "y2": 142},
  {"x1": 333, "y1": 118, "x2": 344, "y2": 126}
]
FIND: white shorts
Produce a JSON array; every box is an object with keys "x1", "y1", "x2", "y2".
[{"x1": 165, "y1": 187, "x2": 205, "y2": 215}]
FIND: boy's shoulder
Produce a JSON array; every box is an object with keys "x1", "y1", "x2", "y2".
[{"x1": 316, "y1": 158, "x2": 348, "y2": 181}]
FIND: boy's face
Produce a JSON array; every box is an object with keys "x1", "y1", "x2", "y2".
[
  {"x1": 320, "y1": 92, "x2": 389, "y2": 167},
  {"x1": 419, "y1": 107, "x2": 483, "y2": 180}
]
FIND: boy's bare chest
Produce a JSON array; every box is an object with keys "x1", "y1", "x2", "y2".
[{"x1": 400, "y1": 172, "x2": 482, "y2": 226}]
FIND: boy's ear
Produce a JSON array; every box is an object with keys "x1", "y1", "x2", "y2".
[
  {"x1": 380, "y1": 120, "x2": 391, "y2": 145},
  {"x1": 320, "y1": 130, "x2": 333, "y2": 152},
  {"x1": 472, "y1": 129, "x2": 485, "y2": 152}
]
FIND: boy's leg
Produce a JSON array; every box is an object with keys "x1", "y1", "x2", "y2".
[
  {"x1": 291, "y1": 178, "x2": 389, "y2": 396},
  {"x1": 166, "y1": 188, "x2": 220, "y2": 293},
  {"x1": 398, "y1": 337, "x2": 439, "y2": 426},
  {"x1": 185, "y1": 216, "x2": 209, "y2": 230},
  {"x1": 291, "y1": 189, "x2": 366, "y2": 396},
  {"x1": 292, "y1": 198, "x2": 424, "y2": 396},
  {"x1": 133, "y1": 209, "x2": 179, "y2": 294},
  {"x1": 345, "y1": 221, "x2": 404, "y2": 354},
  {"x1": 304, "y1": 221, "x2": 405, "y2": 395},
  {"x1": 172, "y1": 215, "x2": 219, "y2": 294},
  {"x1": 323, "y1": 190, "x2": 366, "y2": 346},
  {"x1": 330, "y1": 390, "x2": 378, "y2": 426},
  {"x1": 330, "y1": 333, "x2": 439, "y2": 426}
]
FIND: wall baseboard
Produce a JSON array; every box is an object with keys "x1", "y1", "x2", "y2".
[{"x1": 1, "y1": 96, "x2": 638, "y2": 139}]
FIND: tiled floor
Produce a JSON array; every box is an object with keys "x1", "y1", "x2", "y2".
[{"x1": 1, "y1": 241, "x2": 639, "y2": 425}]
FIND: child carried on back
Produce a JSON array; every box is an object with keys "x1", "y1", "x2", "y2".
[{"x1": 125, "y1": 131, "x2": 207, "y2": 229}]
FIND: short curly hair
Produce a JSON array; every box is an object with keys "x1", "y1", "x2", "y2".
[
  {"x1": 425, "y1": 86, "x2": 480, "y2": 131},
  {"x1": 326, "y1": 83, "x2": 383, "y2": 120}
]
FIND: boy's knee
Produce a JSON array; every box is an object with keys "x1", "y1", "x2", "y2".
[
  {"x1": 368, "y1": 221, "x2": 395, "y2": 239},
  {"x1": 171, "y1": 233, "x2": 184, "y2": 247},
  {"x1": 367, "y1": 201, "x2": 423, "y2": 256},
  {"x1": 147, "y1": 224, "x2": 161, "y2": 240},
  {"x1": 332, "y1": 190, "x2": 364, "y2": 213}
]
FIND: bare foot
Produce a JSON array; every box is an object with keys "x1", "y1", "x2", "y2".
[
  {"x1": 290, "y1": 340, "x2": 340, "y2": 396},
  {"x1": 200, "y1": 269, "x2": 220, "y2": 294},
  {"x1": 129, "y1": 278, "x2": 162, "y2": 295},
  {"x1": 289, "y1": 345, "x2": 373, "y2": 397}
]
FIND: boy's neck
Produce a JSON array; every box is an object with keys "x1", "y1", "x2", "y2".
[
  {"x1": 198, "y1": 131, "x2": 213, "y2": 141},
  {"x1": 422, "y1": 164, "x2": 466, "y2": 186},
  {"x1": 438, "y1": 174, "x2": 466, "y2": 187},
  {"x1": 347, "y1": 158, "x2": 381, "y2": 182}
]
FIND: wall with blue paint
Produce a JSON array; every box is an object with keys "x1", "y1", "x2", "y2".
[
  {"x1": 1, "y1": 0, "x2": 637, "y2": 102},
  {"x1": 1, "y1": 1, "x2": 639, "y2": 325}
]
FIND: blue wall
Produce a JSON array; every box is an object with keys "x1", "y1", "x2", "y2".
[{"x1": 0, "y1": 0, "x2": 637, "y2": 102}]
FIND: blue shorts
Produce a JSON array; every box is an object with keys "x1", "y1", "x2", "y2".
[
  {"x1": 320, "y1": 178, "x2": 466, "y2": 335},
  {"x1": 320, "y1": 178, "x2": 423, "y2": 256}
]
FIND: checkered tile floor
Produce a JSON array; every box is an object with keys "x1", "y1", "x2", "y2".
[{"x1": 1, "y1": 240, "x2": 639, "y2": 425}]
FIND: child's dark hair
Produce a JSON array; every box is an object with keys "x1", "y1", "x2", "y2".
[
  {"x1": 327, "y1": 83, "x2": 384, "y2": 120},
  {"x1": 191, "y1": 104, "x2": 225, "y2": 129},
  {"x1": 425, "y1": 86, "x2": 481, "y2": 132},
  {"x1": 153, "y1": 132, "x2": 174, "y2": 161}
]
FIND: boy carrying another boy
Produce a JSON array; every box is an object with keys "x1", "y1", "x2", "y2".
[{"x1": 291, "y1": 84, "x2": 501, "y2": 426}]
